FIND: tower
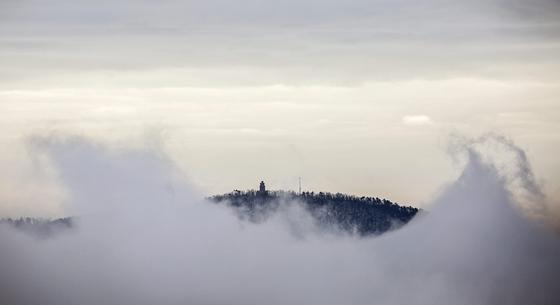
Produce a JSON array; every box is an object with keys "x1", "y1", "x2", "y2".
[{"x1": 259, "y1": 181, "x2": 266, "y2": 194}]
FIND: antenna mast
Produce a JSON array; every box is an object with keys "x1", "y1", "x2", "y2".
[{"x1": 298, "y1": 177, "x2": 301, "y2": 195}]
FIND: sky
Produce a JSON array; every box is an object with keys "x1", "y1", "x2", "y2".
[{"x1": 1, "y1": 0, "x2": 560, "y2": 217}]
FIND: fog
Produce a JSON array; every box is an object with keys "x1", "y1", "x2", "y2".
[{"x1": 1, "y1": 134, "x2": 559, "y2": 305}]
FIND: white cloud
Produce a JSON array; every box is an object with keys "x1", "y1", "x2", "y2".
[{"x1": 402, "y1": 115, "x2": 434, "y2": 126}]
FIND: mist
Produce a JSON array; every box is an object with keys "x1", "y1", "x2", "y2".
[{"x1": 1, "y1": 134, "x2": 559, "y2": 305}]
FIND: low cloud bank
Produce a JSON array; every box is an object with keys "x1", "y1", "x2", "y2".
[{"x1": 1, "y1": 135, "x2": 559, "y2": 305}]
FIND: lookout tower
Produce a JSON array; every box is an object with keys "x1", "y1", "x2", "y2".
[{"x1": 259, "y1": 181, "x2": 266, "y2": 194}]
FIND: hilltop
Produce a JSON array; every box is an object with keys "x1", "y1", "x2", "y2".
[{"x1": 210, "y1": 186, "x2": 419, "y2": 236}]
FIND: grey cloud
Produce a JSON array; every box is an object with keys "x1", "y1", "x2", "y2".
[{"x1": 1, "y1": 0, "x2": 559, "y2": 86}]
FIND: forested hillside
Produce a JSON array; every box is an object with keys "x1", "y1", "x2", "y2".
[
  {"x1": 0, "y1": 217, "x2": 73, "y2": 238},
  {"x1": 210, "y1": 190, "x2": 419, "y2": 236},
  {"x1": 1, "y1": 190, "x2": 419, "y2": 237}
]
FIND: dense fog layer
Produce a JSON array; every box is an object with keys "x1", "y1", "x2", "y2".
[{"x1": 1, "y1": 135, "x2": 559, "y2": 305}]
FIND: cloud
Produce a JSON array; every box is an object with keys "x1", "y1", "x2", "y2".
[
  {"x1": 0, "y1": 134, "x2": 559, "y2": 305},
  {"x1": 1, "y1": 0, "x2": 559, "y2": 87},
  {"x1": 402, "y1": 114, "x2": 434, "y2": 126}
]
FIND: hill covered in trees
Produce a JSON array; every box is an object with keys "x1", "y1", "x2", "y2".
[
  {"x1": 2, "y1": 189, "x2": 419, "y2": 238},
  {"x1": 210, "y1": 188, "x2": 420, "y2": 236},
  {"x1": 0, "y1": 217, "x2": 73, "y2": 238}
]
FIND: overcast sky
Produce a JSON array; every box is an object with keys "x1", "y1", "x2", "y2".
[{"x1": 1, "y1": 0, "x2": 560, "y2": 216}]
